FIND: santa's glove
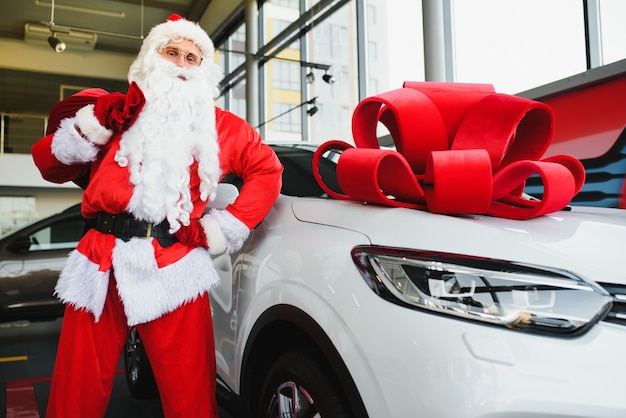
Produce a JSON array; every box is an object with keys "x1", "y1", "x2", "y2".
[
  {"x1": 74, "y1": 81, "x2": 145, "y2": 145},
  {"x1": 176, "y1": 209, "x2": 251, "y2": 256},
  {"x1": 50, "y1": 116, "x2": 100, "y2": 164}
]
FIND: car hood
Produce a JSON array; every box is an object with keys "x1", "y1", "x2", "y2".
[{"x1": 291, "y1": 198, "x2": 626, "y2": 285}]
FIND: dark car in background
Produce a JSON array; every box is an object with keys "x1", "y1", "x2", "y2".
[{"x1": 0, "y1": 204, "x2": 84, "y2": 322}]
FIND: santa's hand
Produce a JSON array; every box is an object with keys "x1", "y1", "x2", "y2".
[
  {"x1": 177, "y1": 209, "x2": 250, "y2": 256},
  {"x1": 74, "y1": 82, "x2": 145, "y2": 145}
]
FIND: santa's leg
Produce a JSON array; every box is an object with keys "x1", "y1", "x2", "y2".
[
  {"x1": 46, "y1": 275, "x2": 129, "y2": 418},
  {"x1": 136, "y1": 292, "x2": 219, "y2": 418}
]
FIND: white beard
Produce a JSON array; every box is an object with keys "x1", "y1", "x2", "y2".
[{"x1": 114, "y1": 57, "x2": 221, "y2": 233}]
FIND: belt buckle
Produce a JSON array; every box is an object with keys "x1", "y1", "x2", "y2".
[{"x1": 145, "y1": 222, "x2": 153, "y2": 238}]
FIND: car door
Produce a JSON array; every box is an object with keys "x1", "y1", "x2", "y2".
[{"x1": 0, "y1": 211, "x2": 85, "y2": 321}]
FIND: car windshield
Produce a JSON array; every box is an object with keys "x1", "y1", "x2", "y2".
[{"x1": 270, "y1": 144, "x2": 342, "y2": 198}]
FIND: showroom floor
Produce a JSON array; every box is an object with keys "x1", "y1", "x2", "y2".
[{"x1": 0, "y1": 319, "x2": 232, "y2": 418}]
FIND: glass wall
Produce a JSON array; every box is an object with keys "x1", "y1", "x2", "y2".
[
  {"x1": 258, "y1": 0, "x2": 361, "y2": 143},
  {"x1": 599, "y1": 0, "x2": 626, "y2": 65},
  {"x1": 451, "y1": 0, "x2": 587, "y2": 94},
  {"x1": 367, "y1": 0, "x2": 424, "y2": 94},
  {"x1": 262, "y1": 0, "x2": 305, "y2": 141},
  {"x1": 450, "y1": 0, "x2": 626, "y2": 94},
  {"x1": 305, "y1": 3, "x2": 358, "y2": 142},
  {"x1": 216, "y1": 25, "x2": 248, "y2": 120},
  {"x1": 213, "y1": 0, "x2": 626, "y2": 142}
]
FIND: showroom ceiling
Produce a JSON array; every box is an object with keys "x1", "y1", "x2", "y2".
[{"x1": 0, "y1": 0, "x2": 241, "y2": 55}]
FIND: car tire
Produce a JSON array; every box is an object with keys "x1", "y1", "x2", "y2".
[
  {"x1": 257, "y1": 350, "x2": 353, "y2": 418},
  {"x1": 124, "y1": 327, "x2": 159, "y2": 399}
]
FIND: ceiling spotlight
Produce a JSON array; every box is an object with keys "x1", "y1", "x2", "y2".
[
  {"x1": 48, "y1": 34, "x2": 66, "y2": 53},
  {"x1": 322, "y1": 72, "x2": 335, "y2": 84},
  {"x1": 305, "y1": 71, "x2": 315, "y2": 84}
]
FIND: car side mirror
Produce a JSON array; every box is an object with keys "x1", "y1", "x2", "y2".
[{"x1": 8, "y1": 235, "x2": 33, "y2": 253}]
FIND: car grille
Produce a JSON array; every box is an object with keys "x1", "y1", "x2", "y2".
[{"x1": 598, "y1": 283, "x2": 626, "y2": 326}]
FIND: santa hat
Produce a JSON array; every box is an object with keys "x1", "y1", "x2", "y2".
[
  {"x1": 127, "y1": 14, "x2": 222, "y2": 97},
  {"x1": 145, "y1": 14, "x2": 214, "y2": 59}
]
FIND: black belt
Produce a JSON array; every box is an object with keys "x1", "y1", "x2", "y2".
[{"x1": 95, "y1": 213, "x2": 178, "y2": 247}]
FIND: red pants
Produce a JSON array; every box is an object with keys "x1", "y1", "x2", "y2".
[{"x1": 45, "y1": 275, "x2": 219, "y2": 418}]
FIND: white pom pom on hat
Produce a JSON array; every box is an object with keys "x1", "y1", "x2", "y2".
[{"x1": 147, "y1": 13, "x2": 214, "y2": 59}]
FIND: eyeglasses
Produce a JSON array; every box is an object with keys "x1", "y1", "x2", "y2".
[{"x1": 159, "y1": 45, "x2": 203, "y2": 66}]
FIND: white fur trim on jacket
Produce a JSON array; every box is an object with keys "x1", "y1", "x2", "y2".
[
  {"x1": 200, "y1": 208, "x2": 250, "y2": 256},
  {"x1": 51, "y1": 117, "x2": 100, "y2": 164},
  {"x1": 75, "y1": 104, "x2": 113, "y2": 145},
  {"x1": 112, "y1": 239, "x2": 219, "y2": 325},
  {"x1": 55, "y1": 238, "x2": 220, "y2": 326},
  {"x1": 54, "y1": 249, "x2": 110, "y2": 322}
]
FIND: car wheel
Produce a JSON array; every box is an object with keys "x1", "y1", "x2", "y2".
[
  {"x1": 124, "y1": 327, "x2": 159, "y2": 399},
  {"x1": 257, "y1": 351, "x2": 353, "y2": 418}
]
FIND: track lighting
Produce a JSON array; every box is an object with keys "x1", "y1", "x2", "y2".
[
  {"x1": 37, "y1": 0, "x2": 143, "y2": 53},
  {"x1": 305, "y1": 69, "x2": 334, "y2": 85},
  {"x1": 48, "y1": 34, "x2": 66, "y2": 53},
  {"x1": 216, "y1": 49, "x2": 337, "y2": 94},
  {"x1": 46, "y1": 1, "x2": 66, "y2": 52},
  {"x1": 306, "y1": 97, "x2": 318, "y2": 116},
  {"x1": 322, "y1": 72, "x2": 335, "y2": 84}
]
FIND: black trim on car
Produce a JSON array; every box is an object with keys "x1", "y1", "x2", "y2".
[{"x1": 598, "y1": 283, "x2": 626, "y2": 327}]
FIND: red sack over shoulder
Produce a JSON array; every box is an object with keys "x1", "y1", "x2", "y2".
[{"x1": 94, "y1": 81, "x2": 145, "y2": 132}]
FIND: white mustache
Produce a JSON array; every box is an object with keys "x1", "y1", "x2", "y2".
[{"x1": 159, "y1": 60, "x2": 200, "y2": 81}]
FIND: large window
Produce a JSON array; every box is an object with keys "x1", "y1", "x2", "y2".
[
  {"x1": 599, "y1": 0, "x2": 626, "y2": 65},
  {"x1": 216, "y1": 25, "x2": 247, "y2": 120},
  {"x1": 272, "y1": 61, "x2": 300, "y2": 90},
  {"x1": 451, "y1": 0, "x2": 587, "y2": 94},
  {"x1": 272, "y1": 102, "x2": 302, "y2": 133},
  {"x1": 214, "y1": 0, "x2": 626, "y2": 142}
]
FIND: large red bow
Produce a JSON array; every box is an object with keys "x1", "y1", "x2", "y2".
[{"x1": 312, "y1": 82, "x2": 585, "y2": 220}]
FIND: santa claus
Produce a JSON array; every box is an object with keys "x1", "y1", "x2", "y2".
[{"x1": 32, "y1": 14, "x2": 283, "y2": 418}]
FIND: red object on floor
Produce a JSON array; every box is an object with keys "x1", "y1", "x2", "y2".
[
  {"x1": 6, "y1": 376, "x2": 49, "y2": 418},
  {"x1": 5, "y1": 370, "x2": 126, "y2": 418}
]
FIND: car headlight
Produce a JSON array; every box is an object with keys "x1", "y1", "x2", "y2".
[{"x1": 352, "y1": 245, "x2": 612, "y2": 336}]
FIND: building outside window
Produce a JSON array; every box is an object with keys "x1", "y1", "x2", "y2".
[{"x1": 273, "y1": 102, "x2": 302, "y2": 133}]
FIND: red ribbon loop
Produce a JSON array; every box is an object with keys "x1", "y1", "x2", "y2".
[
  {"x1": 424, "y1": 149, "x2": 493, "y2": 214},
  {"x1": 312, "y1": 82, "x2": 586, "y2": 220}
]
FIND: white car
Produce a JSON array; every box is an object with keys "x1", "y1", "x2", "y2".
[{"x1": 125, "y1": 143, "x2": 626, "y2": 418}]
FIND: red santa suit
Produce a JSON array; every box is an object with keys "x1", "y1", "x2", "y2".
[{"x1": 31, "y1": 15, "x2": 283, "y2": 418}]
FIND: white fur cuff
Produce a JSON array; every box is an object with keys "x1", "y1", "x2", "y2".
[
  {"x1": 200, "y1": 209, "x2": 250, "y2": 255},
  {"x1": 75, "y1": 104, "x2": 113, "y2": 145},
  {"x1": 51, "y1": 117, "x2": 100, "y2": 164}
]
